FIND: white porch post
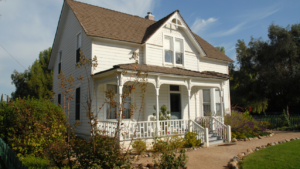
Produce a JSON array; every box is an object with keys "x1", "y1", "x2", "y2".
[
  {"x1": 188, "y1": 89, "x2": 192, "y2": 132},
  {"x1": 227, "y1": 125, "x2": 231, "y2": 143},
  {"x1": 155, "y1": 87, "x2": 160, "y2": 136},
  {"x1": 118, "y1": 85, "x2": 123, "y2": 122},
  {"x1": 117, "y1": 73, "x2": 123, "y2": 141},
  {"x1": 220, "y1": 85, "x2": 224, "y2": 118}
]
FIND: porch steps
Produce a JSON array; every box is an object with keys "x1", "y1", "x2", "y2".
[{"x1": 208, "y1": 131, "x2": 224, "y2": 145}]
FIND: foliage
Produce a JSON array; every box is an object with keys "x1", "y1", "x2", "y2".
[
  {"x1": 153, "y1": 104, "x2": 171, "y2": 120},
  {"x1": 0, "y1": 97, "x2": 66, "y2": 157},
  {"x1": 132, "y1": 139, "x2": 147, "y2": 155},
  {"x1": 215, "y1": 46, "x2": 225, "y2": 54},
  {"x1": 233, "y1": 23, "x2": 300, "y2": 115},
  {"x1": 225, "y1": 111, "x2": 266, "y2": 139},
  {"x1": 239, "y1": 140, "x2": 300, "y2": 169},
  {"x1": 169, "y1": 135, "x2": 185, "y2": 150},
  {"x1": 154, "y1": 149, "x2": 188, "y2": 169},
  {"x1": 19, "y1": 155, "x2": 51, "y2": 168},
  {"x1": 184, "y1": 132, "x2": 201, "y2": 148},
  {"x1": 11, "y1": 48, "x2": 53, "y2": 100}
]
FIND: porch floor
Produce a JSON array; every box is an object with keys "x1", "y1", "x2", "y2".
[{"x1": 132, "y1": 131, "x2": 300, "y2": 169}]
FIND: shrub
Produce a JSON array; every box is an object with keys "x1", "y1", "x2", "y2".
[
  {"x1": 152, "y1": 138, "x2": 169, "y2": 153},
  {"x1": 132, "y1": 139, "x2": 146, "y2": 154},
  {"x1": 225, "y1": 111, "x2": 266, "y2": 139},
  {"x1": 0, "y1": 97, "x2": 66, "y2": 157},
  {"x1": 184, "y1": 132, "x2": 201, "y2": 148},
  {"x1": 19, "y1": 155, "x2": 51, "y2": 168},
  {"x1": 73, "y1": 134, "x2": 130, "y2": 169},
  {"x1": 154, "y1": 149, "x2": 188, "y2": 169},
  {"x1": 169, "y1": 135, "x2": 185, "y2": 150}
]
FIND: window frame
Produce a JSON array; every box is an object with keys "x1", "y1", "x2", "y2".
[
  {"x1": 202, "y1": 89, "x2": 211, "y2": 116},
  {"x1": 58, "y1": 51, "x2": 62, "y2": 74},
  {"x1": 76, "y1": 31, "x2": 82, "y2": 63},
  {"x1": 105, "y1": 84, "x2": 134, "y2": 120},
  {"x1": 162, "y1": 33, "x2": 185, "y2": 67},
  {"x1": 75, "y1": 87, "x2": 81, "y2": 121},
  {"x1": 215, "y1": 89, "x2": 221, "y2": 116}
]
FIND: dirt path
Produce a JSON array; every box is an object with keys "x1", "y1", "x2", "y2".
[{"x1": 134, "y1": 131, "x2": 300, "y2": 169}]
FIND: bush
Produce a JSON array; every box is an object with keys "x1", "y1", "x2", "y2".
[
  {"x1": 169, "y1": 135, "x2": 185, "y2": 150},
  {"x1": 132, "y1": 139, "x2": 146, "y2": 154},
  {"x1": 0, "y1": 97, "x2": 66, "y2": 157},
  {"x1": 184, "y1": 132, "x2": 201, "y2": 148},
  {"x1": 19, "y1": 155, "x2": 51, "y2": 168},
  {"x1": 152, "y1": 138, "x2": 169, "y2": 153},
  {"x1": 73, "y1": 134, "x2": 130, "y2": 169},
  {"x1": 225, "y1": 111, "x2": 266, "y2": 139},
  {"x1": 154, "y1": 149, "x2": 188, "y2": 169}
]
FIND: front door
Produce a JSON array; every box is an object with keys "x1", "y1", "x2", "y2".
[{"x1": 170, "y1": 93, "x2": 181, "y2": 119}]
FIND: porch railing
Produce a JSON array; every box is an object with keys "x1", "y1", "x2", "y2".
[
  {"x1": 97, "y1": 120, "x2": 206, "y2": 143},
  {"x1": 211, "y1": 116, "x2": 231, "y2": 142},
  {"x1": 190, "y1": 120, "x2": 205, "y2": 142}
]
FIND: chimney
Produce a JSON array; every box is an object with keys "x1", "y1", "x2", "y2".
[{"x1": 145, "y1": 12, "x2": 154, "y2": 21}]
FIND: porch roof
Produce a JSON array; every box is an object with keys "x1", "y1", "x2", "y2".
[{"x1": 93, "y1": 63, "x2": 229, "y2": 80}]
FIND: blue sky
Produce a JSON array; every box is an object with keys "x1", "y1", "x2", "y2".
[{"x1": 0, "y1": 0, "x2": 299, "y2": 98}]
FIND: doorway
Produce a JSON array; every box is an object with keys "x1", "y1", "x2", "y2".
[{"x1": 170, "y1": 93, "x2": 181, "y2": 119}]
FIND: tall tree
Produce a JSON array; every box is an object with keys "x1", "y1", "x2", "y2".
[
  {"x1": 236, "y1": 23, "x2": 300, "y2": 115},
  {"x1": 11, "y1": 48, "x2": 53, "y2": 99},
  {"x1": 216, "y1": 46, "x2": 225, "y2": 54}
]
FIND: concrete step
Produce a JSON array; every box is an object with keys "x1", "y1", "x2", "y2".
[{"x1": 209, "y1": 139, "x2": 224, "y2": 145}]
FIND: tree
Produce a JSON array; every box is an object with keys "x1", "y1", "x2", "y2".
[
  {"x1": 235, "y1": 23, "x2": 300, "y2": 115},
  {"x1": 216, "y1": 46, "x2": 225, "y2": 54},
  {"x1": 11, "y1": 48, "x2": 53, "y2": 99}
]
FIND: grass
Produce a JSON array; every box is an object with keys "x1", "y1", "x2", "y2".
[{"x1": 239, "y1": 139, "x2": 300, "y2": 169}]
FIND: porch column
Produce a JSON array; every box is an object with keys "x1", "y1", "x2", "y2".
[
  {"x1": 155, "y1": 87, "x2": 160, "y2": 136},
  {"x1": 118, "y1": 85, "x2": 123, "y2": 141},
  {"x1": 220, "y1": 87, "x2": 224, "y2": 117},
  {"x1": 188, "y1": 89, "x2": 191, "y2": 132},
  {"x1": 118, "y1": 85, "x2": 123, "y2": 122}
]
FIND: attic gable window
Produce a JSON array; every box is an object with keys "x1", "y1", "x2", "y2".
[
  {"x1": 164, "y1": 36, "x2": 173, "y2": 63},
  {"x1": 164, "y1": 35, "x2": 184, "y2": 65},
  {"x1": 76, "y1": 33, "x2": 81, "y2": 63}
]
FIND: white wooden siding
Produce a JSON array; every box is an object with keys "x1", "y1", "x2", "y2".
[
  {"x1": 146, "y1": 44, "x2": 163, "y2": 66},
  {"x1": 92, "y1": 40, "x2": 144, "y2": 74},
  {"x1": 52, "y1": 6, "x2": 92, "y2": 135},
  {"x1": 199, "y1": 58, "x2": 228, "y2": 74}
]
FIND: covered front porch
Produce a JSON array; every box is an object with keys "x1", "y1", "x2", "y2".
[{"x1": 92, "y1": 64, "x2": 231, "y2": 147}]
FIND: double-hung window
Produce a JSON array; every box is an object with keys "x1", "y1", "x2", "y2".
[
  {"x1": 175, "y1": 39, "x2": 183, "y2": 64},
  {"x1": 164, "y1": 36, "x2": 173, "y2": 63},
  {"x1": 164, "y1": 35, "x2": 184, "y2": 65},
  {"x1": 106, "y1": 84, "x2": 117, "y2": 119},
  {"x1": 76, "y1": 33, "x2": 81, "y2": 63},
  {"x1": 203, "y1": 89, "x2": 211, "y2": 116},
  {"x1": 215, "y1": 89, "x2": 221, "y2": 116},
  {"x1": 58, "y1": 51, "x2": 62, "y2": 74},
  {"x1": 106, "y1": 84, "x2": 132, "y2": 119},
  {"x1": 58, "y1": 94, "x2": 61, "y2": 106},
  {"x1": 75, "y1": 87, "x2": 80, "y2": 121}
]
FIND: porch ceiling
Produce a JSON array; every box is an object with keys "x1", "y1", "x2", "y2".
[{"x1": 93, "y1": 63, "x2": 229, "y2": 80}]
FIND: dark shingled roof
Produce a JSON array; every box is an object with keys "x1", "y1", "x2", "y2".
[
  {"x1": 66, "y1": 0, "x2": 233, "y2": 62},
  {"x1": 94, "y1": 63, "x2": 229, "y2": 80}
]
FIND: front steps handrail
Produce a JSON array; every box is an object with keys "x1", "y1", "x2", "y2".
[{"x1": 211, "y1": 116, "x2": 230, "y2": 143}]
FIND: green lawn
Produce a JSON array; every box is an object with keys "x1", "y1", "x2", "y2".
[{"x1": 240, "y1": 139, "x2": 300, "y2": 169}]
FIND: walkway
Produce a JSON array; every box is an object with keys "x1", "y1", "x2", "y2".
[{"x1": 135, "y1": 131, "x2": 300, "y2": 169}]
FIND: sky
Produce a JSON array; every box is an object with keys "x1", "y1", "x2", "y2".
[{"x1": 0, "y1": 0, "x2": 299, "y2": 98}]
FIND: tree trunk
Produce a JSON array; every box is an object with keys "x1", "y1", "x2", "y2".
[{"x1": 286, "y1": 104, "x2": 290, "y2": 117}]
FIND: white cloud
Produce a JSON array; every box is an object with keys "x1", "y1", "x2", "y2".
[
  {"x1": 191, "y1": 17, "x2": 217, "y2": 33},
  {"x1": 213, "y1": 22, "x2": 246, "y2": 37},
  {"x1": 77, "y1": 0, "x2": 157, "y2": 17}
]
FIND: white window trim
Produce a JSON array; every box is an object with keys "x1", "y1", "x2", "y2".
[
  {"x1": 167, "y1": 85, "x2": 183, "y2": 120},
  {"x1": 162, "y1": 32, "x2": 185, "y2": 68},
  {"x1": 104, "y1": 83, "x2": 135, "y2": 121},
  {"x1": 75, "y1": 31, "x2": 82, "y2": 65}
]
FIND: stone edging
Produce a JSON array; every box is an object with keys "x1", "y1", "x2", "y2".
[
  {"x1": 227, "y1": 137, "x2": 300, "y2": 169},
  {"x1": 231, "y1": 132, "x2": 275, "y2": 142}
]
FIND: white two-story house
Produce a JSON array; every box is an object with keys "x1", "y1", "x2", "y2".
[{"x1": 48, "y1": 0, "x2": 233, "y2": 147}]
